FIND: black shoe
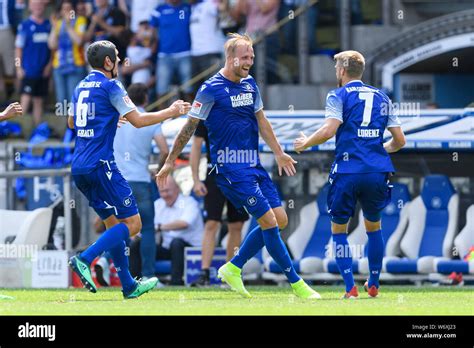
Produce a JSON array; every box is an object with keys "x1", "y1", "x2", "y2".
[{"x1": 190, "y1": 273, "x2": 210, "y2": 287}]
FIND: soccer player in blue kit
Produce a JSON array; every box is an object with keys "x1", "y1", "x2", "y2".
[
  {"x1": 68, "y1": 40, "x2": 191, "y2": 299},
  {"x1": 157, "y1": 33, "x2": 321, "y2": 300},
  {"x1": 294, "y1": 50, "x2": 406, "y2": 299}
]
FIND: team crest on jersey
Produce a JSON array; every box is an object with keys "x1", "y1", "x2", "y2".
[
  {"x1": 123, "y1": 197, "x2": 132, "y2": 207},
  {"x1": 242, "y1": 82, "x2": 255, "y2": 92},
  {"x1": 225, "y1": 87, "x2": 229, "y2": 93},
  {"x1": 123, "y1": 95, "x2": 135, "y2": 108},
  {"x1": 247, "y1": 196, "x2": 257, "y2": 207},
  {"x1": 191, "y1": 101, "x2": 202, "y2": 114}
]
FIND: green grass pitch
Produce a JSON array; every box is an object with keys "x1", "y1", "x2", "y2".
[{"x1": 0, "y1": 286, "x2": 472, "y2": 315}]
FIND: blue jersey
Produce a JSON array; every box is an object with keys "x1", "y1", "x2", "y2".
[
  {"x1": 188, "y1": 72, "x2": 264, "y2": 174},
  {"x1": 150, "y1": 3, "x2": 191, "y2": 55},
  {"x1": 326, "y1": 80, "x2": 401, "y2": 174},
  {"x1": 15, "y1": 17, "x2": 51, "y2": 78},
  {"x1": 71, "y1": 70, "x2": 137, "y2": 175}
]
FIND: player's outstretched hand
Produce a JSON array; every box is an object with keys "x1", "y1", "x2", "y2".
[
  {"x1": 193, "y1": 181, "x2": 208, "y2": 197},
  {"x1": 156, "y1": 161, "x2": 174, "y2": 189},
  {"x1": 294, "y1": 131, "x2": 308, "y2": 154},
  {"x1": 276, "y1": 153, "x2": 297, "y2": 176},
  {"x1": 0, "y1": 102, "x2": 23, "y2": 121},
  {"x1": 169, "y1": 100, "x2": 191, "y2": 117}
]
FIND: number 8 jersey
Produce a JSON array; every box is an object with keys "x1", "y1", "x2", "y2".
[
  {"x1": 70, "y1": 70, "x2": 136, "y2": 175},
  {"x1": 325, "y1": 80, "x2": 401, "y2": 174}
]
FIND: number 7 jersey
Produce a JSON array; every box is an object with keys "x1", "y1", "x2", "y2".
[
  {"x1": 325, "y1": 80, "x2": 401, "y2": 174},
  {"x1": 70, "y1": 70, "x2": 136, "y2": 175}
]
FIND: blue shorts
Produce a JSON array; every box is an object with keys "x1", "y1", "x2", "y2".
[
  {"x1": 215, "y1": 165, "x2": 282, "y2": 220},
  {"x1": 327, "y1": 172, "x2": 392, "y2": 224},
  {"x1": 73, "y1": 160, "x2": 138, "y2": 220}
]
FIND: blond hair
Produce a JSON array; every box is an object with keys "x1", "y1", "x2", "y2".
[
  {"x1": 224, "y1": 33, "x2": 253, "y2": 58},
  {"x1": 334, "y1": 50, "x2": 365, "y2": 78}
]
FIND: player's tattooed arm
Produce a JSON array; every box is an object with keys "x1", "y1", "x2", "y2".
[
  {"x1": 256, "y1": 109, "x2": 297, "y2": 176},
  {"x1": 67, "y1": 116, "x2": 75, "y2": 129},
  {"x1": 156, "y1": 116, "x2": 200, "y2": 187}
]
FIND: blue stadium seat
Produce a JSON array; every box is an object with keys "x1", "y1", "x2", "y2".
[
  {"x1": 265, "y1": 184, "x2": 332, "y2": 274},
  {"x1": 155, "y1": 260, "x2": 171, "y2": 275},
  {"x1": 323, "y1": 183, "x2": 411, "y2": 275},
  {"x1": 385, "y1": 175, "x2": 459, "y2": 275},
  {"x1": 434, "y1": 204, "x2": 474, "y2": 275}
]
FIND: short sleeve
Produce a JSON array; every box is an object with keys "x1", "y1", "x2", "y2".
[
  {"x1": 150, "y1": 8, "x2": 161, "y2": 28},
  {"x1": 194, "y1": 120, "x2": 207, "y2": 138},
  {"x1": 386, "y1": 100, "x2": 401, "y2": 128},
  {"x1": 325, "y1": 91, "x2": 343, "y2": 122},
  {"x1": 188, "y1": 84, "x2": 215, "y2": 120},
  {"x1": 15, "y1": 23, "x2": 25, "y2": 48},
  {"x1": 180, "y1": 197, "x2": 201, "y2": 226},
  {"x1": 108, "y1": 80, "x2": 137, "y2": 117},
  {"x1": 254, "y1": 84, "x2": 263, "y2": 112}
]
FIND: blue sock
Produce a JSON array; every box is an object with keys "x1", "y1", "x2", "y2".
[
  {"x1": 262, "y1": 226, "x2": 300, "y2": 284},
  {"x1": 230, "y1": 226, "x2": 264, "y2": 269},
  {"x1": 108, "y1": 240, "x2": 136, "y2": 293},
  {"x1": 332, "y1": 233, "x2": 355, "y2": 292},
  {"x1": 80, "y1": 223, "x2": 130, "y2": 264},
  {"x1": 367, "y1": 229, "x2": 384, "y2": 288}
]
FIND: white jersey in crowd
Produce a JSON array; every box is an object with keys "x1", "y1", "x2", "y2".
[{"x1": 190, "y1": 0, "x2": 225, "y2": 56}]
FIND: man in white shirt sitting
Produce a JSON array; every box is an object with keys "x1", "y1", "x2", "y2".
[{"x1": 154, "y1": 176, "x2": 204, "y2": 285}]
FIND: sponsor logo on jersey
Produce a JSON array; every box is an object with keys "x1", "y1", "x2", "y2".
[{"x1": 230, "y1": 93, "x2": 253, "y2": 107}]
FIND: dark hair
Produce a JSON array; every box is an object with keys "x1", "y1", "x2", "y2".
[
  {"x1": 127, "y1": 83, "x2": 148, "y2": 106},
  {"x1": 86, "y1": 40, "x2": 117, "y2": 69}
]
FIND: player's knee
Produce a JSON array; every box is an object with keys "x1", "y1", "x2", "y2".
[
  {"x1": 258, "y1": 213, "x2": 278, "y2": 230},
  {"x1": 124, "y1": 216, "x2": 142, "y2": 237},
  {"x1": 204, "y1": 220, "x2": 220, "y2": 234},
  {"x1": 364, "y1": 217, "x2": 381, "y2": 232},
  {"x1": 277, "y1": 214, "x2": 288, "y2": 230}
]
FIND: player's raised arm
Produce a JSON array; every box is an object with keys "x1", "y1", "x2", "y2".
[
  {"x1": 156, "y1": 116, "x2": 201, "y2": 188},
  {"x1": 124, "y1": 100, "x2": 191, "y2": 128},
  {"x1": 255, "y1": 109, "x2": 297, "y2": 176},
  {"x1": 0, "y1": 102, "x2": 23, "y2": 121}
]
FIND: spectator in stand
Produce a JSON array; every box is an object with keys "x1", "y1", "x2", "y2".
[
  {"x1": 15, "y1": 0, "x2": 52, "y2": 126},
  {"x1": 114, "y1": 83, "x2": 169, "y2": 284},
  {"x1": 122, "y1": 20, "x2": 156, "y2": 86},
  {"x1": 48, "y1": 0, "x2": 88, "y2": 110},
  {"x1": 0, "y1": 0, "x2": 19, "y2": 101},
  {"x1": 218, "y1": 0, "x2": 241, "y2": 36},
  {"x1": 129, "y1": 0, "x2": 163, "y2": 34},
  {"x1": 84, "y1": 0, "x2": 128, "y2": 61},
  {"x1": 279, "y1": 0, "x2": 318, "y2": 55},
  {"x1": 231, "y1": 0, "x2": 283, "y2": 84},
  {"x1": 189, "y1": 0, "x2": 225, "y2": 92},
  {"x1": 153, "y1": 176, "x2": 203, "y2": 285},
  {"x1": 130, "y1": 176, "x2": 203, "y2": 285},
  {"x1": 150, "y1": 0, "x2": 193, "y2": 103}
]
